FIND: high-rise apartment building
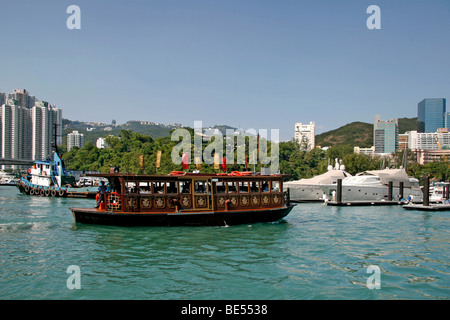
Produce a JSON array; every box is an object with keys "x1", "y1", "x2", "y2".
[
  {"x1": 0, "y1": 90, "x2": 6, "y2": 106},
  {"x1": 418, "y1": 98, "x2": 446, "y2": 133},
  {"x1": 294, "y1": 121, "x2": 315, "y2": 151},
  {"x1": 32, "y1": 101, "x2": 62, "y2": 160},
  {"x1": 67, "y1": 131, "x2": 85, "y2": 151},
  {"x1": 0, "y1": 89, "x2": 62, "y2": 166},
  {"x1": 0, "y1": 101, "x2": 31, "y2": 160},
  {"x1": 374, "y1": 115, "x2": 398, "y2": 154}
]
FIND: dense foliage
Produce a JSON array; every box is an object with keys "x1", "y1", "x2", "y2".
[{"x1": 61, "y1": 130, "x2": 449, "y2": 183}]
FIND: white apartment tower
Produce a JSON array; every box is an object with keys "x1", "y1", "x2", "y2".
[
  {"x1": 0, "y1": 101, "x2": 31, "y2": 160},
  {"x1": 0, "y1": 89, "x2": 62, "y2": 166},
  {"x1": 295, "y1": 121, "x2": 315, "y2": 151},
  {"x1": 32, "y1": 101, "x2": 62, "y2": 160},
  {"x1": 67, "y1": 131, "x2": 85, "y2": 151}
]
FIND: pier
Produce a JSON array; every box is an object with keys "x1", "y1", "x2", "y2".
[
  {"x1": 325, "y1": 178, "x2": 410, "y2": 206},
  {"x1": 402, "y1": 177, "x2": 450, "y2": 212}
]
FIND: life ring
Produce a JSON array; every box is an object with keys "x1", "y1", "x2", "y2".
[
  {"x1": 230, "y1": 171, "x2": 242, "y2": 176},
  {"x1": 240, "y1": 171, "x2": 252, "y2": 176},
  {"x1": 96, "y1": 193, "x2": 100, "y2": 202},
  {"x1": 170, "y1": 171, "x2": 184, "y2": 175}
]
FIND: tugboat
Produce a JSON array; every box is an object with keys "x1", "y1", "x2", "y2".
[
  {"x1": 16, "y1": 151, "x2": 104, "y2": 198},
  {"x1": 69, "y1": 171, "x2": 295, "y2": 226}
]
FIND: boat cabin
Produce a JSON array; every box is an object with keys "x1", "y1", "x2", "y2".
[{"x1": 91, "y1": 172, "x2": 289, "y2": 213}]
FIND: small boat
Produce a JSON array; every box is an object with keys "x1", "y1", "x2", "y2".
[
  {"x1": 69, "y1": 171, "x2": 295, "y2": 226},
  {"x1": 0, "y1": 177, "x2": 19, "y2": 186},
  {"x1": 16, "y1": 152, "x2": 103, "y2": 198},
  {"x1": 0, "y1": 170, "x2": 19, "y2": 186},
  {"x1": 429, "y1": 181, "x2": 450, "y2": 203}
]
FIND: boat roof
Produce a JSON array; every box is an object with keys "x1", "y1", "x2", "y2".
[
  {"x1": 285, "y1": 169, "x2": 352, "y2": 185},
  {"x1": 86, "y1": 172, "x2": 288, "y2": 180},
  {"x1": 356, "y1": 168, "x2": 412, "y2": 187}
]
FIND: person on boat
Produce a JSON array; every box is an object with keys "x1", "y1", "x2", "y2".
[{"x1": 96, "y1": 181, "x2": 108, "y2": 208}]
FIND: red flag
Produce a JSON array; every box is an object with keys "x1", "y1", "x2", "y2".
[
  {"x1": 221, "y1": 157, "x2": 227, "y2": 172},
  {"x1": 182, "y1": 152, "x2": 189, "y2": 170}
]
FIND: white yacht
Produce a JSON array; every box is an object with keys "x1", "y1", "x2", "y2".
[
  {"x1": 285, "y1": 159, "x2": 352, "y2": 202},
  {"x1": 320, "y1": 168, "x2": 423, "y2": 202}
]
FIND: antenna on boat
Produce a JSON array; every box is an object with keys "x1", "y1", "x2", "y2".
[{"x1": 52, "y1": 123, "x2": 61, "y2": 157}]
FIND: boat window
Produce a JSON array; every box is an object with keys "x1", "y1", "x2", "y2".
[
  {"x1": 194, "y1": 180, "x2": 207, "y2": 194},
  {"x1": 179, "y1": 180, "x2": 191, "y2": 193},
  {"x1": 139, "y1": 181, "x2": 152, "y2": 194},
  {"x1": 250, "y1": 181, "x2": 260, "y2": 193},
  {"x1": 165, "y1": 181, "x2": 178, "y2": 194},
  {"x1": 261, "y1": 181, "x2": 270, "y2": 192},
  {"x1": 271, "y1": 181, "x2": 280, "y2": 192},
  {"x1": 238, "y1": 181, "x2": 249, "y2": 193},
  {"x1": 215, "y1": 181, "x2": 226, "y2": 193},
  {"x1": 227, "y1": 181, "x2": 237, "y2": 193},
  {"x1": 153, "y1": 181, "x2": 165, "y2": 194},
  {"x1": 126, "y1": 181, "x2": 138, "y2": 193}
]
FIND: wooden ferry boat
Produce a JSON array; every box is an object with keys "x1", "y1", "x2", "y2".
[{"x1": 69, "y1": 171, "x2": 295, "y2": 226}]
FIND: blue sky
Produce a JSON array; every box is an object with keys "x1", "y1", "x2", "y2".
[{"x1": 0, "y1": 0, "x2": 449, "y2": 140}]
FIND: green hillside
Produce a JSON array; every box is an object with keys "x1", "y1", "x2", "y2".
[{"x1": 315, "y1": 117, "x2": 417, "y2": 148}]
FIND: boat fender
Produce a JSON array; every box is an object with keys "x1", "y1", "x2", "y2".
[
  {"x1": 51, "y1": 190, "x2": 57, "y2": 197},
  {"x1": 58, "y1": 189, "x2": 66, "y2": 197}
]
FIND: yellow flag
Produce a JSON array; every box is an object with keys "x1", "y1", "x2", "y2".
[
  {"x1": 195, "y1": 156, "x2": 201, "y2": 170},
  {"x1": 139, "y1": 154, "x2": 145, "y2": 170},
  {"x1": 156, "y1": 150, "x2": 161, "y2": 168},
  {"x1": 214, "y1": 153, "x2": 220, "y2": 170}
]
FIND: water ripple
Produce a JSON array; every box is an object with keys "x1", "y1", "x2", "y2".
[{"x1": 0, "y1": 187, "x2": 449, "y2": 299}]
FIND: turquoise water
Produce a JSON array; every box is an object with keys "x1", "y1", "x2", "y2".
[{"x1": 0, "y1": 186, "x2": 449, "y2": 300}]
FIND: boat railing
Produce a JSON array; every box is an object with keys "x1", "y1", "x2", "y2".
[{"x1": 103, "y1": 190, "x2": 286, "y2": 212}]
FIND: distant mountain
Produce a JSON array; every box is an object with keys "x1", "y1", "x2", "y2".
[
  {"x1": 315, "y1": 117, "x2": 418, "y2": 148},
  {"x1": 61, "y1": 119, "x2": 238, "y2": 146}
]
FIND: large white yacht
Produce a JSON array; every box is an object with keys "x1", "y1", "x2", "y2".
[
  {"x1": 319, "y1": 168, "x2": 423, "y2": 202},
  {"x1": 285, "y1": 159, "x2": 352, "y2": 202}
]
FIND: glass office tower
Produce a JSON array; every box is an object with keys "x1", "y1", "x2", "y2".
[
  {"x1": 374, "y1": 115, "x2": 398, "y2": 154},
  {"x1": 418, "y1": 98, "x2": 447, "y2": 133}
]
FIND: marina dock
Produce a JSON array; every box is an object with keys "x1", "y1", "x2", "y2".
[
  {"x1": 327, "y1": 200, "x2": 406, "y2": 206},
  {"x1": 401, "y1": 177, "x2": 450, "y2": 211}
]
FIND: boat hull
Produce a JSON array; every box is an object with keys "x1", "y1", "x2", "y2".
[
  {"x1": 70, "y1": 205, "x2": 295, "y2": 227},
  {"x1": 320, "y1": 184, "x2": 423, "y2": 202},
  {"x1": 16, "y1": 178, "x2": 98, "y2": 198},
  {"x1": 285, "y1": 184, "x2": 326, "y2": 202}
]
